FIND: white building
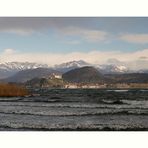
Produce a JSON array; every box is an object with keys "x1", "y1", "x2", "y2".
[
  {"x1": 65, "y1": 84, "x2": 78, "y2": 88},
  {"x1": 50, "y1": 73, "x2": 62, "y2": 79}
]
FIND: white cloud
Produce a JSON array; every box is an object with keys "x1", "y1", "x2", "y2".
[
  {"x1": 62, "y1": 40, "x2": 81, "y2": 45},
  {"x1": 1, "y1": 29, "x2": 34, "y2": 35},
  {"x1": 0, "y1": 18, "x2": 109, "y2": 39},
  {"x1": 120, "y1": 33, "x2": 148, "y2": 44},
  {"x1": 0, "y1": 49, "x2": 123, "y2": 65},
  {"x1": 58, "y1": 27, "x2": 108, "y2": 42},
  {"x1": 3, "y1": 48, "x2": 17, "y2": 54},
  {"x1": 1, "y1": 48, "x2": 148, "y2": 67},
  {"x1": 139, "y1": 56, "x2": 148, "y2": 59}
]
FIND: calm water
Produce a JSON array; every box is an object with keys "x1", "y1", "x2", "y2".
[{"x1": 0, "y1": 89, "x2": 148, "y2": 131}]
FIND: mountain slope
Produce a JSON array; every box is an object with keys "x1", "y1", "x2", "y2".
[
  {"x1": 0, "y1": 62, "x2": 48, "y2": 79},
  {"x1": 106, "y1": 73, "x2": 148, "y2": 83},
  {"x1": 25, "y1": 77, "x2": 65, "y2": 88},
  {"x1": 98, "y1": 64, "x2": 129, "y2": 74},
  {"x1": 3, "y1": 68, "x2": 61, "y2": 83},
  {"x1": 62, "y1": 66, "x2": 104, "y2": 83},
  {"x1": 54, "y1": 60, "x2": 91, "y2": 72}
]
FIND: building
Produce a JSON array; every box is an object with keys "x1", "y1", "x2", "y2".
[
  {"x1": 65, "y1": 84, "x2": 78, "y2": 88},
  {"x1": 49, "y1": 73, "x2": 62, "y2": 79}
]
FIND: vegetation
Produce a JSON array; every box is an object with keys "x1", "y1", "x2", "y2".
[
  {"x1": 62, "y1": 66, "x2": 105, "y2": 83},
  {"x1": 106, "y1": 73, "x2": 148, "y2": 83},
  {"x1": 26, "y1": 77, "x2": 66, "y2": 88},
  {"x1": 0, "y1": 83, "x2": 28, "y2": 97}
]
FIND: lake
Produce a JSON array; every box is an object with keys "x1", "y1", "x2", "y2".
[{"x1": 0, "y1": 89, "x2": 148, "y2": 131}]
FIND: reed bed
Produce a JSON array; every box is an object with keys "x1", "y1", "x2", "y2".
[{"x1": 0, "y1": 83, "x2": 28, "y2": 97}]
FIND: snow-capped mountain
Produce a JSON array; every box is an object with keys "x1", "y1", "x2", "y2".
[
  {"x1": 53, "y1": 59, "x2": 130, "y2": 74},
  {"x1": 98, "y1": 64, "x2": 129, "y2": 74},
  {"x1": 54, "y1": 60, "x2": 90, "y2": 68},
  {"x1": 105, "y1": 58, "x2": 148, "y2": 73},
  {"x1": 54, "y1": 60, "x2": 91, "y2": 72},
  {"x1": 1, "y1": 59, "x2": 148, "y2": 81},
  {"x1": 53, "y1": 59, "x2": 129, "y2": 74},
  {"x1": 95, "y1": 58, "x2": 130, "y2": 74},
  {"x1": 0, "y1": 62, "x2": 48, "y2": 71},
  {"x1": 0, "y1": 62, "x2": 49, "y2": 79}
]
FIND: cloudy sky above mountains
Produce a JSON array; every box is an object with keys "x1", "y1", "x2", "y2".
[{"x1": 0, "y1": 17, "x2": 148, "y2": 66}]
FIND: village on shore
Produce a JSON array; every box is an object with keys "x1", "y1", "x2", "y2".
[{"x1": 26, "y1": 73, "x2": 148, "y2": 89}]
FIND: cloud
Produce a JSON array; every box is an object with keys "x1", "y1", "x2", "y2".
[
  {"x1": 58, "y1": 27, "x2": 108, "y2": 42},
  {"x1": 2, "y1": 29, "x2": 34, "y2": 35},
  {"x1": 3, "y1": 48, "x2": 17, "y2": 54},
  {"x1": 0, "y1": 18, "x2": 45, "y2": 35},
  {"x1": 2, "y1": 48, "x2": 148, "y2": 67},
  {"x1": 62, "y1": 40, "x2": 81, "y2": 45},
  {"x1": 1, "y1": 49, "x2": 111, "y2": 65},
  {"x1": 0, "y1": 18, "x2": 109, "y2": 41},
  {"x1": 0, "y1": 17, "x2": 97, "y2": 35},
  {"x1": 139, "y1": 56, "x2": 148, "y2": 60},
  {"x1": 120, "y1": 33, "x2": 148, "y2": 44},
  {"x1": 1, "y1": 17, "x2": 148, "y2": 45}
]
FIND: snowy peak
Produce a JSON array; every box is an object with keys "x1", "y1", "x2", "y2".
[
  {"x1": 54, "y1": 60, "x2": 129, "y2": 74},
  {"x1": 116, "y1": 65, "x2": 127, "y2": 72},
  {"x1": 55, "y1": 60, "x2": 90, "y2": 68},
  {"x1": 98, "y1": 64, "x2": 128, "y2": 74},
  {"x1": 0, "y1": 62, "x2": 48, "y2": 71},
  {"x1": 96, "y1": 58, "x2": 129, "y2": 74},
  {"x1": 0, "y1": 62, "x2": 49, "y2": 79},
  {"x1": 54, "y1": 60, "x2": 90, "y2": 69}
]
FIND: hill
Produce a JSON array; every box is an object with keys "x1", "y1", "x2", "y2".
[
  {"x1": 62, "y1": 66, "x2": 105, "y2": 83},
  {"x1": 106, "y1": 73, "x2": 148, "y2": 83},
  {"x1": 25, "y1": 77, "x2": 65, "y2": 88}
]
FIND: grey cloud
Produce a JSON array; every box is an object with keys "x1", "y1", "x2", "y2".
[
  {"x1": 0, "y1": 17, "x2": 111, "y2": 42},
  {"x1": 139, "y1": 56, "x2": 148, "y2": 60},
  {"x1": 119, "y1": 33, "x2": 148, "y2": 44},
  {"x1": 58, "y1": 26, "x2": 108, "y2": 42},
  {"x1": 0, "y1": 17, "x2": 96, "y2": 34},
  {"x1": 1, "y1": 17, "x2": 148, "y2": 35}
]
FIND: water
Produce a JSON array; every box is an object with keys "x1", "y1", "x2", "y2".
[{"x1": 0, "y1": 89, "x2": 148, "y2": 131}]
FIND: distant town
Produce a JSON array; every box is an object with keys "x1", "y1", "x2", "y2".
[
  {"x1": 0, "y1": 61, "x2": 148, "y2": 92},
  {"x1": 25, "y1": 72, "x2": 148, "y2": 89}
]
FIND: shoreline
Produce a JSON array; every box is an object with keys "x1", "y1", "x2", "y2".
[{"x1": 1, "y1": 126, "x2": 148, "y2": 131}]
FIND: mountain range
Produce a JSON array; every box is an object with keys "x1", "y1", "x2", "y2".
[
  {"x1": 0, "y1": 62, "x2": 48, "y2": 79},
  {"x1": 0, "y1": 60, "x2": 131, "y2": 79},
  {"x1": 0, "y1": 59, "x2": 148, "y2": 83},
  {"x1": 54, "y1": 60, "x2": 91, "y2": 72},
  {"x1": 3, "y1": 68, "x2": 61, "y2": 83}
]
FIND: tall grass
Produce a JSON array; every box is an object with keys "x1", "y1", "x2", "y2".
[{"x1": 0, "y1": 83, "x2": 28, "y2": 97}]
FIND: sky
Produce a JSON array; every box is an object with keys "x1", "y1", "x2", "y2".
[{"x1": 1, "y1": 17, "x2": 148, "y2": 65}]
